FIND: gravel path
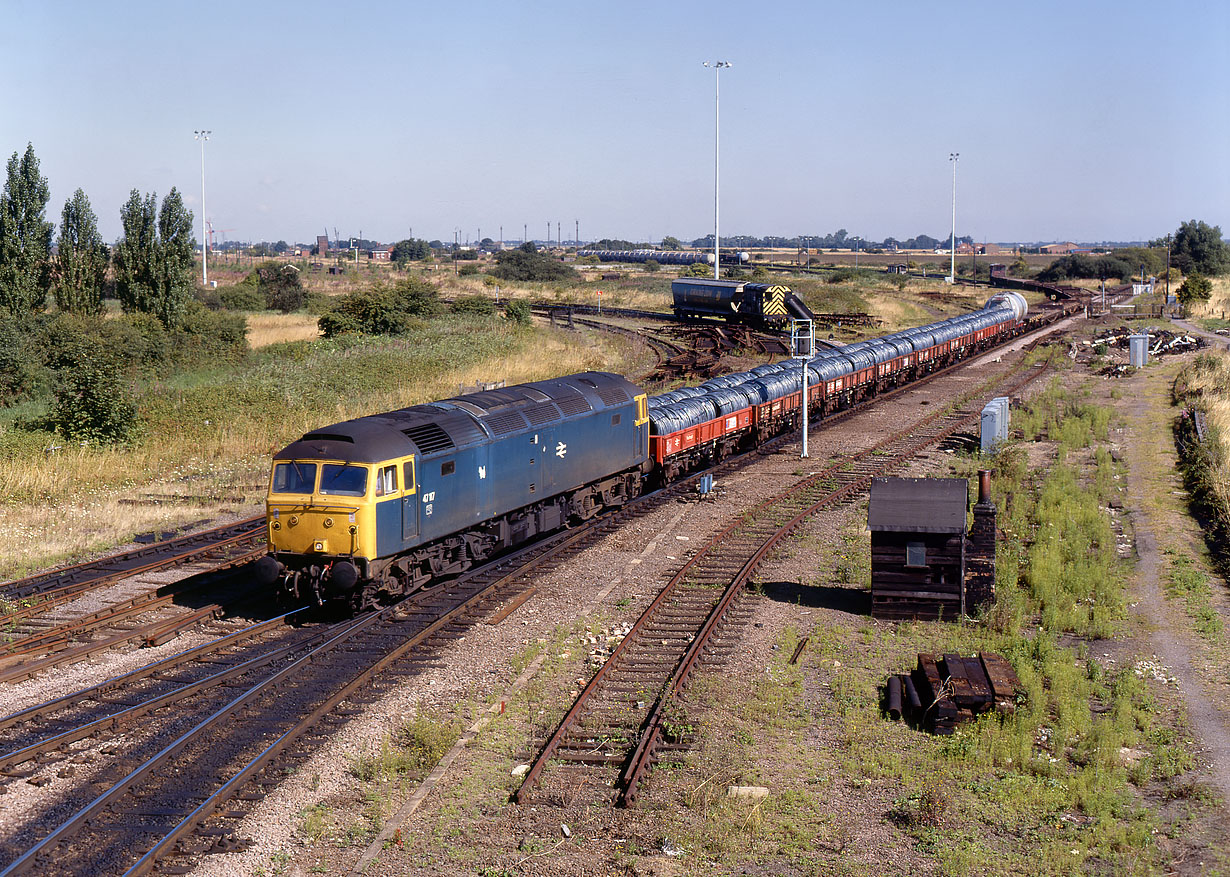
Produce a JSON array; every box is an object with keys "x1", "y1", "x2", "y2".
[{"x1": 1120, "y1": 368, "x2": 1230, "y2": 804}]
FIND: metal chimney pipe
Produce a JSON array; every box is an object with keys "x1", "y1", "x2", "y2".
[{"x1": 977, "y1": 470, "x2": 991, "y2": 504}]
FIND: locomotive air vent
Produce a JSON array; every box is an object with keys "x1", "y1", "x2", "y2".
[
  {"x1": 523, "y1": 403, "x2": 561, "y2": 426},
  {"x1": 484, "y1": 411, "x2": 528, "y2": 436},
  {"x1": 401, "y1": 422, "x2": 455, "y2": 454},
  {"x1": 555, "y1": 395, "x2": 593, "y2": 417},
  {"x1": 596, "y1": 386, "x2": 630, "y2": 406}
]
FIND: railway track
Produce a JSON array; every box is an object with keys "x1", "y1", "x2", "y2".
[
  {"x1": 515, "y1": 345, "x2": 1058, "y2": 808},
  {"x1": 0, "y1": 522, "x2": 268, "y2": 683},
  {"x1": 0, "y1": 517, "x2": 265, "y2": 605}
]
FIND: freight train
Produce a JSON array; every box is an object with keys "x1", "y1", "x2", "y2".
[
  {"x1": 577, "y1": 249, "x2": 751, "y2": 266},
  {"x1": 256, "y1": 291, "x2": 1031, "y2": 610}
]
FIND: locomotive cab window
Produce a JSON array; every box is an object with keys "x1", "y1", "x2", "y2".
[
  {"x1": 403, "y1": 461, "x2": 416, "y2": 493},
  {"x1": 319, "y1": 463, "x2": 367, "y2": 497},
  {"x1": 374, "y1": 465, "x2": 397, "y2": 497},
  {"x1": 272, "y1": 462, "x2": 316, "y2": 495},
  {"x1": 441, "y1": 460, "x2": 455, "y2": 476}
]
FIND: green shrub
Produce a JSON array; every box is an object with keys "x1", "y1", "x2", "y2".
[
  {"x1": 505, "y1": 299, "x2": 531, "y2": 326},
  {"x1": 219, "y1": 284, "x2": 264, "y2": 311},
  {"x1": 451, "y1": 295, "x2": 496, "y2": 316},
  {"x1": 0, "y1": 321, "x2": 48, "y2": 406},
  {"x1": 391, "y1": 277, "x2": 441, "y2": 317},
  {"x1": 458, "y1": 263, "x2": 481, "y2": 276},
  {"x1": 171, "y1": 303, "x2": 249, "y2": 364},
  {"x1": 319, "y1": 287, "x2": 416, "y2": 338},
  {"x1": 48, "y1": 346, "x2": 139, "y2": 445},
  {"x1": 303, "y1": 291, "x2": 333, "y2": 314},
  {"x1": 827, "y1": 268, "x2": 857, "y2": 284}
]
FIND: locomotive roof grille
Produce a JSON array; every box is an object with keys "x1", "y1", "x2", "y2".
[
  {"x1": 556, "y1": 394, "x2": 593, "y2": 416},
  {"x1": 596, "y1": 386, "x2": 630, "y2": 406},
  {"x1": 485, "y1": 411, "x2": 529, "y2": 436},
  {"x1": 401, "y1": 422, "x2": 455, "y2": 454},
  {"x1": 524, "y1": 403, "x2": 562, "y2": 426}
]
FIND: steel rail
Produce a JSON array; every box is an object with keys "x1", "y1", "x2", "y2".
[{"x1": 0, "y1": 519, "x2": 264, "y2": 604}]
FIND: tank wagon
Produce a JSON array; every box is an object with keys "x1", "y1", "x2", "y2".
[
  {"x1": 260, "y1": 292, "x2": 1032, "y2": 610},
  {"x1": 671, "y1": 278, "x2": 818, "y2": 329}
]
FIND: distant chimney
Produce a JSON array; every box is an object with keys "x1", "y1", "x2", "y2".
[{"x1": 966, "y1": 470, "x2": 997, "y2": 609}]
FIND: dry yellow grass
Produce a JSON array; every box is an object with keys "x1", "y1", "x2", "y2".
[
  {"x1": 1185, "y1": 275, "x2": 1230, "y2": 319},
  {"x1": 246, "y1": 313, "x2": 322, "y2": 347}
]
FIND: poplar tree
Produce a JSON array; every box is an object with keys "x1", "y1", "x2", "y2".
[
  {"x1": 0, "y1": 143, "x2": 53, "y2": 316},
  {"x1": 53, "y1": 188, "x2": 108, "y2": 314},
  {"x1": 113, "y1": 187, "x2": 195, "y2": 326}
]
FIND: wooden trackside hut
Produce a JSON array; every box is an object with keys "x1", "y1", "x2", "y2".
[{"x1": 869, "y1": 477, "x2": 968, "y2": 620}]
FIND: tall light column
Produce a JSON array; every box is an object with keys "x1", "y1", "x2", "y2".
[
  {"x1": 703, "y1": 61, "x2": 732, "y2": 279},
  {"x1": 194, "y1": 130, "x2": 211, "y2": 286},
  {"x1": 949, "y1": 152, "x2": 959, "y2": 284}
]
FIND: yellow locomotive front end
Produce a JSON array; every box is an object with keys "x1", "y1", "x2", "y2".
[{"x1": 259, "y1": 459, "x2": 379, "y2": 605}]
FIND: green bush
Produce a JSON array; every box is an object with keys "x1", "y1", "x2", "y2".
[
  {"x1": 171, "y1": 303, "x2": 249, "y2": 364},
  {"x1": 458, "y1": 263, "x2": 481, "y2": 276},
  {"x1": 319, "y1": 287, "x2": 416, "y2": 338},
  {"x1": 450, "y1": 295, "x2": 496, "y2": 316},
  {"x1": 391, "y1": 277, "x2": 441, "y2": 317},
  {"x1": 303, "y1": 291, "x2": 333, "y2": 314},
  {"x1": 219, "y1": 284, "x2": 265, "y2": 311},
  {"x1": 827, "y1": 267, "x2": 857, "y2": 284},
  {"x1": 505, "y1": 299, "x2": 531, "y2": 326},
  {"x1": 0, "y1": 320, "x2": 46, "y2": 406},
  {"x1": 48, "y1": 346, "x2": 139, "y2": 445}
]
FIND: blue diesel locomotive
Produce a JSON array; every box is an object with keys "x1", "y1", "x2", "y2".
[{"x1": 257, "y1": 373, "x2": 649, "y2": 610}]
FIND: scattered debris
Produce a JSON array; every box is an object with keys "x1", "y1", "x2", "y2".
[
  {"x1": 886, "y1": 652, "x2": 1022, "y2": 734},
  {"x1": 1087, "y1": 326, "x2": 1204, "y2": 358}
]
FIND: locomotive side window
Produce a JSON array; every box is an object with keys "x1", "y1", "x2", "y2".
[
  {"x1": 403, "y1": 461, "x2": 416, "y2": 493},
  {"x1": 611, "y1": 413, "x2": 621, "y2": 426},
  {"x1": 272, "y1": 462, "x2": 316, "y2": 495},
  {"x1": 374, "y1": 465, "x2": 397, "y2": 497},
  {"x1": 319, "y1": 463, "x2": 367, "y2": 497},
  {"x1": 441, "y1": 460, "x2": 455, "y2": 476}
]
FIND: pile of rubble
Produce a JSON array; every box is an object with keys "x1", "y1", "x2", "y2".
[{"x1": 1087, "y1": 326, "x2": 1205, "y2": 357}]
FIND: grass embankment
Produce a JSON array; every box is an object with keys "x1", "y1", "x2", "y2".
[
  {"x1": 0, "y1": 315, "x2": 620, "y2": 579},
  {"x1": 652, "y1": 376, "x2": 1205, "y2": 875},
  {"x1": 1172, "y1": 352, "x2": 1230, "y2": 579}
]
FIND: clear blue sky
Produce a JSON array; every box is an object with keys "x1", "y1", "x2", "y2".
[{"x1": 3, "y1": 0, "x2": 1227, "y2": 247}]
